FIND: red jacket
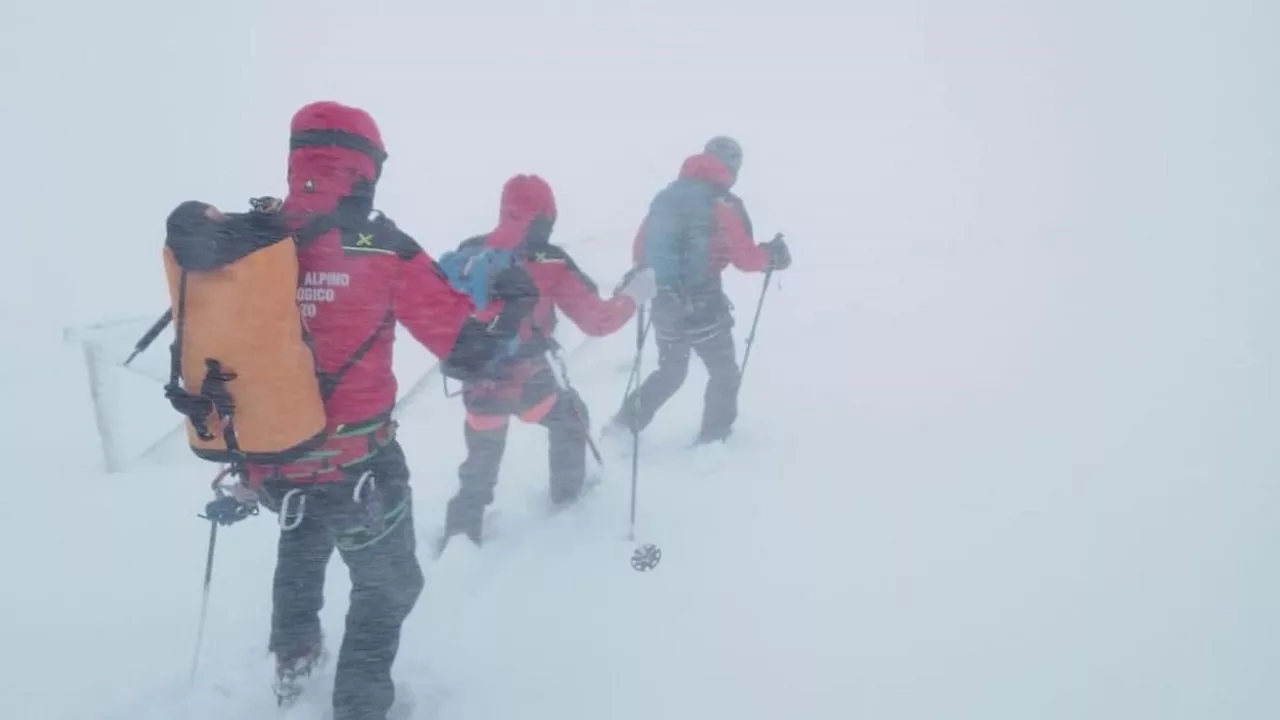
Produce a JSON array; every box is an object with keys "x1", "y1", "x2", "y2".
[
  {"x1": 632, "y1": 152, "x2": 771, "y2": 275},
  {"x1": 491, "y1": 174, "x2": 636, "y2": 338},
  {"x1": 292, "y1": 216, "x2": 473, "y2": 426},
  {"x1": 466, "y1": 174, "x2": 637, "y2": 397},
  {"x1": 247, "y1": 101, "x2": 477, "y2": 485}
]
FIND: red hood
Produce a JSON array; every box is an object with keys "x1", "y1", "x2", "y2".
[
  {"x1": 282, "y1": 101, "x2": 387, "y2": 225},
  {"x1": 486, "y1": 174, "x2": 558, "y2": 250},
  {"x1": 678, "y1": 152, "x2": 735, "y2": 189}
]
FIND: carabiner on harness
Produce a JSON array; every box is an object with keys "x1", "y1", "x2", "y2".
[
  {"x1": 353, "y1": 470, "x2": 376, "y2": 504},
  {"x1": 278, "y1": 488, "x2": 308, "y2": 531}
]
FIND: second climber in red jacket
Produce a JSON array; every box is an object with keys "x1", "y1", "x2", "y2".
[{"x1": 438, "y1": 173, "x2": 656, "y2": 550}]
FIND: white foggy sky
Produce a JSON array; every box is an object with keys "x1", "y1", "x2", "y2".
[{"x1": 4, "y1": 0, "x2": 1274, "y2": 340}]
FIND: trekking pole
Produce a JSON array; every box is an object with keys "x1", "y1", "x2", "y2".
[
  {"x1": 620, "y1": 311, "x2": 652, "y2": 407},
  {"x1": 738, "y1": 266, "x2": 776, "y2": 385},
  {"x1": 188, "y1": 466, "x2": 232, "y2": 686},
  {"x1": 124, "y1": 309, "x2": 173, "y2": 367},
  {"x1": 189, "y1": 516, "x2": 218, "y2": 686},
  {"x1": 628, "y1": 304, "x2": 647, "y2": 541}
]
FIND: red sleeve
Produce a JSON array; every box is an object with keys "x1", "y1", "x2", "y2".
[
  {"x1": 715, "y1": 200, "x2": 771, "y2": 272},
  {"x1": 392, "y1": 252, "x2": 476, "y2": 359},
  {"x1": 544, "y1": 253, "x2": 636, "y2": 337}
]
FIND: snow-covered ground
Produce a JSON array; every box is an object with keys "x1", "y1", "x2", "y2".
[{"x1": 3, "y1": 1, "x2": 1278, "y2": 719}]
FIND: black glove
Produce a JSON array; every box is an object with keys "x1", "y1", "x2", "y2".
[{"x1": 761, "y1": 234, "x2": 791, "y2": 271}]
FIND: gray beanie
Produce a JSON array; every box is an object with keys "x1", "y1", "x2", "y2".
[{"x1": 704, "y1": 136, "x2": 743, "y2": 175}]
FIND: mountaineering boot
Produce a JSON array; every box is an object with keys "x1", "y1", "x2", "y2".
[
  {"x1": 549, "y1": 481, "x2": 581, "y2": 506},
  {"x1": 273, "y1": 637, "x2": 328, "y2": 707},
  {"x1": 550, "y1": 463, "x2": 604, "y2": 508},
  {"x1": 599, "y1": 415, "x2": 634, "y2": 455},
  {"x1": 603, "y1": 412, "x2": 638, "y2": 438},
  {"x1": 601, "y1": 412, "x2": 637, "y2": 445},
  {"x1": 440, "y1": 492, "x2": 485, "y2": 554},
  {"x1": 693, "y1": 426, "x2": 732, "y2": 445}
]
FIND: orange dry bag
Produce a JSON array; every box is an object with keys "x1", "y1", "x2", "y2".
[{"x1": 161, "y1": 200, "x2": 327, "y2": 465}]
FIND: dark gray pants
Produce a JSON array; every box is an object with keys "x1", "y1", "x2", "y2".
[
  {"x1": 618, "y1": 319, "x2": 741, "y2": 441},
  {"x1": 444, "y1": 364, "x2": 589, "y2": 544},
  {"x1": 264, "y1": 440, "x2": 423, "y2": 720}
]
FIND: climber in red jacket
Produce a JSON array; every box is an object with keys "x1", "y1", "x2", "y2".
[
  {"x1": 438, "y1": 173, "x2": 657, "y2": 550},
  {"x1": 231, "y1": 101, "x2": 535, "y2": 720}
]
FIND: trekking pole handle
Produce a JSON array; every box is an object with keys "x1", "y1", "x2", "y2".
[{"x1": 125, "y1": 308, "x2": 173, "y2": 366}]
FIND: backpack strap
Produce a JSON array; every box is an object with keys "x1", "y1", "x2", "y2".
[{"x1": 317, "y1": 309, "x2": 395, "y2": 400}]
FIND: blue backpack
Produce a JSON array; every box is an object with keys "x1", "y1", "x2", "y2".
[
  {"x1": 438, "y1": 236, "x2": 518, "y2": 311},
  {"x1": 640, "y1": 178, "x2": 719, "y2": 293},
  {"x1": 437, "y1": 237, "x2": 526, "y2": 376}
]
